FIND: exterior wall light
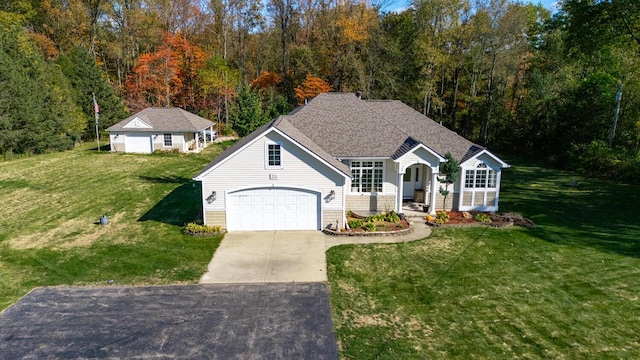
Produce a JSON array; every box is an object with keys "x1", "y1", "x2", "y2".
[
  {"x1": 206, "y1": 191, "x2": 217, "y2": 203},
  {"x1": 324, "y1": 190, "x2": 335, "y2": 203}
]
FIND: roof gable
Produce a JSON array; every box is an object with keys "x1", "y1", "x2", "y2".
[
  {"x1": 193, "y1": 117, "x2": 351, "y2": 180},
  {"x1": 460, "y1": 149, "x2": 510, "y2": 168},
  {"x1": 122, "y1": 117, "x2": 153, "y2": 129}
]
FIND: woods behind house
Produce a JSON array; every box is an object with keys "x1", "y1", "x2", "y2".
[{"x1": 1, "y1": 0, "x2": 638, "y2": 181}]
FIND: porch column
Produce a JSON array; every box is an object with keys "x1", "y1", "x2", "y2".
[
  {"x1": 430, "y1": 168, "x2": 438, "y2": 215},
  {"x1": 397, "y1": 171, "x2": 404, "y2": 213}
]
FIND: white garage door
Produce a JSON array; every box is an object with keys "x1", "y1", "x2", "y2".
[
  {"x1": 227, "y1": 187, "x2": 320, "y2": 231},
  {"x1": 125, "y1": 133, "x2": 152, "y2": 153}
]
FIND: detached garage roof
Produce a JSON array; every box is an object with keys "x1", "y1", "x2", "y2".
[{"x1": 107, "y1": 108, "x2": 215, "y2": 132}]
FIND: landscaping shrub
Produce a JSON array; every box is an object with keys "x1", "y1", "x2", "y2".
[
  {"x1": 363, "y1": 223, "x2": 376, "y2": 232},
  {"x1": 365, "y1": 214, "x2": 386, "y2": 222},
  {"x1": 435, "y1": 211, "x2": 449, "y2": 224},
  {"x1": 347, "y1": 219, "x2": 363, "y2": 229},
  {"x1": 183, "y1": 222, "x2": 222, "y2": 235},
  {"x1": 385, "y1": 212, "x2": 400, "y2": 222},
  {"x1": 473, "y1": 213, "x2": 492, "y2": 223}
]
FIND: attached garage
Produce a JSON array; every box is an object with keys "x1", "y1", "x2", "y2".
[
  {"x1": 226, "y1": 187, "x2": 320, "y2": 231},
  {"x1": 124, "y1": 133, "x2": 153, "y2": 153}
]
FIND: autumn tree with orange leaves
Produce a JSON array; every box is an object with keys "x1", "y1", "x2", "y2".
[
  {"x1": 124, "y1": 33, "x2": 206, "y2": 112},
  {"x1": 295, "y1": 74, "x2": 332, "y2": 105},
  {"x1": 251, "y1": 71, "x2": 282, "y2": 92}
]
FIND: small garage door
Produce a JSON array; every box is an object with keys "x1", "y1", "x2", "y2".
[
  {"x1": 125, "y1": 133, "x2": 152, "y2": 153},
  {"x1": 227, "y1": 187, "x2": 320, "y2": 231}
]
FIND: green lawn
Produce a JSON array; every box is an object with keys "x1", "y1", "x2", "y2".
[
  {"x1": 0, "y1": 143, "x2": 226, "y2": 310},
  {"x1": 327, "y1": 159, "x2": 640, "y2": 359}
]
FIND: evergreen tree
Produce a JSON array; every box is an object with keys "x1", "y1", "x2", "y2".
[
  {"x1": 437, "y1": 152, "x2": 460, "y2": 211},
  {"x1": 58, "y1": 46, "x2": 129, "y2": 140},
  {"x1": 230, "y1": 84, "x2": 270, "y2": 137},
  {"x1": 0, "y1": 13, "x2": 83, "y2": 155}
]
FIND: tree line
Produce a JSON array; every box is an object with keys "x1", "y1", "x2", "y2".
[{"x1": 1, "y1": 0, "x2": 638, "y2": 181}]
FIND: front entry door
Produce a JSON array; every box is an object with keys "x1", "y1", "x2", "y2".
[{"x1": 403, "y1": 165, "x2": 423, "y2": 199}]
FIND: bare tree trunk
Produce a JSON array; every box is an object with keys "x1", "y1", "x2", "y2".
[{"x1": 450, "y1": 67, "x2": 460, "y2": 129}]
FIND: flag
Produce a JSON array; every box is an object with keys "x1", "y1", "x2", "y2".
[{"x1": 93, "y1": 94, "x2": 99, "y2": 115}]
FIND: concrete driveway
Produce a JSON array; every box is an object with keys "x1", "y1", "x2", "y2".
[
  {"x1": 200, "y1": 231, "x2": 327, "y2": 283},
  {"x1": 199, "y1": 223, "x2": 432, "y2": 284},
  {"x1": 0, "y1": 284, "x2": 338, "y2": 359}
]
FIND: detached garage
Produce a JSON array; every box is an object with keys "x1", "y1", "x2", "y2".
[
  {"x1": 226, "y1": 187, "x2": 320, "y2": 231},
  {"x1": 107, "y1": 107, "x2": 215, "y2": 153}
]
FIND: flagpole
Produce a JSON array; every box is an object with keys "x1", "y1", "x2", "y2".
[{"x1": 93, "y1": 93, "x2": 100, "y2": 152}]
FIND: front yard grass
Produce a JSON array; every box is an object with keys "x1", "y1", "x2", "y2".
[
  {"x1": 327, "y1": 159, "x2": 640, "y2": 359},
  {"x1": 0, "y1": 143, "x2": 225, "y2": 310}
]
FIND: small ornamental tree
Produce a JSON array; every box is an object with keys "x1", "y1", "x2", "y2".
[{"x1": 437, "y1": 152, "x2": 461, "y2": 212}]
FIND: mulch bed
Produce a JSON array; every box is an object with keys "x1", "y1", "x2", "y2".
[
  {"x1": 344, "y1": 218, "x2": 411, "y2": 233},
  {"x1": 426, "y1": 212, "x2": 535, "y2": 228}
]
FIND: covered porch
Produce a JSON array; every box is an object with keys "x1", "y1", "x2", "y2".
[
  {"x1": 186, "y1": 126, "x2": 216, "y2": 153},
  {"x1": 393, "y1": 144, "x2": 445, "y2": 216},
  {"x1": 396, "y1": 163, "x2": 437, "y2": 215}
]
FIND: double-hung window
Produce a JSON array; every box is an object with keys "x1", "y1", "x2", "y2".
[
  {"x1": 265, "y1": 141, "x2": 282, "y2": 169},
  {"x1": 351, "y1": 161, "x2": 384, "y2": 193},
  {"x1": 464, "y1": 163, "x2": 496, "y2": 189},
  {"x1": 163, "y1": 133, "x2": 172, "y2": 147}
]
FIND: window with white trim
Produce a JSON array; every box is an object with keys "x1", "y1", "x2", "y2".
[
  {"x1": 464, "y1": 163, "x2": 497, "y2": 188},
  {"x1": 163, "y1": 133, "x2": 172, "y2": 147},
  {"x1": 350, "y1": 161, "x2": 384, "y2": 192},
  {"x1": 265, "y1": 141, "x2": 282, "y2": 168}
]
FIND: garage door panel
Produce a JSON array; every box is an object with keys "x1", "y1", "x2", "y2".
[
  {"x1": 227, "y1": 187, "x2": 320, "y2": 231},
  {"x1": 125, "y1": 134, "x2": 152, "y2": 153}
]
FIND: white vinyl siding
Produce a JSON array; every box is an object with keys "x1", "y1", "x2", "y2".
[{"x1": 200, "y1": 132, "x2": 345, "y2": 213}]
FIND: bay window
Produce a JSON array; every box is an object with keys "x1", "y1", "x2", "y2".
[{"x1": 464, "y1": 163, "x2": 496, "y2": 188}]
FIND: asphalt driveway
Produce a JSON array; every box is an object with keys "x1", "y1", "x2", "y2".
[
  {"x1": 0, "y1": 283, "x2": 338, "y2": 359},
  {"x1": 200, "y1": 231, "x2": 328, "y2": 283}
]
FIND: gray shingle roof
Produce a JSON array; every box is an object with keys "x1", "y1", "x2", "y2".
[
  {"x1": 195, "y1": 93, "x2": 502, "y2": 180},
  {"x1": 364, "y1": 99, "x2": 485, "y2": 162},
  {"x1": 107, "y1": 108, "x2": 215, "y2": 132},
  {"x1": 288, "y1": 93, "x2": 484, "y2": 162}
]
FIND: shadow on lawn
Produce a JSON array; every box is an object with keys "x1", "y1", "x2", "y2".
[
  {"x1": 500, "y1": 161, "x2": 640, "y2": 258},
  {"x1": 138, "y1": 176, "x2": 201, "y2": 226}
]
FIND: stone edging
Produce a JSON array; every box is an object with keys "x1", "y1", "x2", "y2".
[{"x1": 322, "y1": 224, "x2": 414, "y2": 237}]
